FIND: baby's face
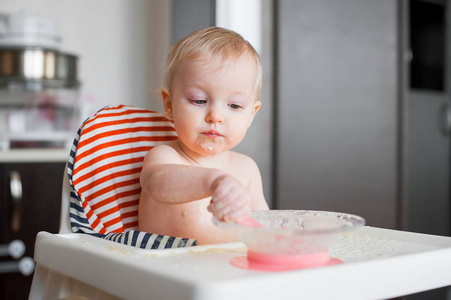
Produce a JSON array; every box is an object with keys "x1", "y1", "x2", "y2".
[{"x1": 165, "y1": 54, "x2": 261, "y2": 157}]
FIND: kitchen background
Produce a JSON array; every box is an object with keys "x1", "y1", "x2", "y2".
[{"x1": 0, "y1": 0, "x2": 449, "y2": 299}]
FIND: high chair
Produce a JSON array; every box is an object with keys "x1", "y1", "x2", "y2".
[{"x1": 28, "y1": 105, "x2": 451, "y2": 299}]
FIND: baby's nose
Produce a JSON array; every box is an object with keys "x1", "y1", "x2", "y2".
[{"x1": 206, "y1": 107, "x2": 224, "y2": 123}]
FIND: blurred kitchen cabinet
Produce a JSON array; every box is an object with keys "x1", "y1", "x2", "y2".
[
  {"x1": 0, "y1": 162, "x2": 64, "y2": 300},
  {"x1": 275, "y1": 0, "x2": 450, "y2": 298},
  {"x1": 275, "y1": 0, "x2": 399, "y2": 228},
  {"x1": 275, "y1": 0, "x2": 450, "y2": 233}
]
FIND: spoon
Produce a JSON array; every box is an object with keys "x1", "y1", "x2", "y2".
[{"x1": 236, "y1": 215, "x2": 265, "y2": 228}]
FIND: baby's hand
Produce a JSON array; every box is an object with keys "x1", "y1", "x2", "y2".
[{"x1": 207, "y1": 174, "x2": 251, "y2": 222}]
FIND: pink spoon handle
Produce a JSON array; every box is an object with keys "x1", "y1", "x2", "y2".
[{"x1": 236, "y1": 216, "x2": 265, "y2": 228}]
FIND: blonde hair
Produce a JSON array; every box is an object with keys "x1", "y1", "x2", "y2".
[{"x1": 164, "y1": 26, "x2": 263, "y2": 100}]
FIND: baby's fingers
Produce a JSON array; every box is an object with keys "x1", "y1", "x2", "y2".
[
  {"x1": 207, "y1": 198, "x2": 230, "y2": 221},
  {"x1": 223, "y1": 202, "x2": 249, "y2": 222},
  {"x1": 208, "y1": 196, "x2": 248, "y2": 222},
  {"x1": 208, "y1": 174, "x2": 251, "y2": 221}
]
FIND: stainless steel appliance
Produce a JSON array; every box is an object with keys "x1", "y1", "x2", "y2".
[{"x1": 0, "y1": 11, "x2": 81, "y2": 151}]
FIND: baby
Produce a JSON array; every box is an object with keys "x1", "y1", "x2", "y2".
[{"x1": 138, "y1": 27, "x2": 269, "y2": 245}]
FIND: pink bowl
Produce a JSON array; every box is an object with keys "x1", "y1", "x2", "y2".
[{"x1": 216, "y1": 210, "x2": 365, "y2": 271}]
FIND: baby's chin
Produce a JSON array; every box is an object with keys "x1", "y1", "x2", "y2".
[{"x1": 194, "y1": 141, "x2": 230, "y2": 156}]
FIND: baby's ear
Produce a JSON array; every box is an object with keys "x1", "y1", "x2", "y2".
[
  {"x1": 248, "y1": 100, "x2": 261, "y2": 127},
  {"x1": 161, "y1": 89, "x2": 173, "y2": 119}
]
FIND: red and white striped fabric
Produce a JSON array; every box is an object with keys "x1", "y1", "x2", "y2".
[{"x1": 67, "y1": 105, "x2": 197, "y2": 248}]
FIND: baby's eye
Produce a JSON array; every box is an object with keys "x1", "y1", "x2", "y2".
[
  {"x1": 229, "y1": 103, "x2": 242, "y2": 110},
  {"x1": 190, "y1": 99, "x2": 207, "y2": 105}
]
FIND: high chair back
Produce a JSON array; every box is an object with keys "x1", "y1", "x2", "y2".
[{"x1": 64, "y1": 105, "x2": 197, "y2": 248}]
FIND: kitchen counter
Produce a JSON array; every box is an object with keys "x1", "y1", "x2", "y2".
[
  {"x1": 0, "y1": 149, "x2": 69, "y2": 163},
  {"x1": 30, "y1": 226, "x2": 451, "y2": 300}
]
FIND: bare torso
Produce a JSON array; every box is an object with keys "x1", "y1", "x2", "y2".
[
  {"x1": 139, "y1": 196, "x2": 240, "y2": 244},
  {"x1": 138, "y1": 142, "x2": 265, "y2": 245}
]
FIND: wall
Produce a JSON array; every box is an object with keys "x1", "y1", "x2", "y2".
[{"x1": 0, "y1": 0, "x2": 171, "y2": 113}]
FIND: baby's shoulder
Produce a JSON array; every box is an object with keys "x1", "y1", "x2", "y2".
[
  {"x1": 228, "y1": 151, "x2": 259, "y2": 171},
  {"x1": 144, "y1": 142, "x2": 184, "y2": 164},
  {"x1": 149, "y1": 143, "x2": 177, "y2": 154},
  {"x1": 148, "y1": 143, "x2": 176, "y2": 155}
]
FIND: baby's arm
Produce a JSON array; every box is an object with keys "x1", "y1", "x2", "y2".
[{"x1": 140, "y1": 145, "x2": 252, "y2": 221}]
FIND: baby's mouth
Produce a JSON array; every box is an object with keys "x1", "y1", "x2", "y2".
[{"x1": 202, "y1": 130, "x2": 223, "y2": 138}]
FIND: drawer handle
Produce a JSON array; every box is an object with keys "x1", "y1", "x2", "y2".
[
  {"x1": 0, "y1": 257, "x2": 35, "y2": 276},
  {"x1": 0, "y1": 240, "x2": 25, "y2": 259},
  {"x1": 9, "y1": 171, "x2": 23, "y2": 232}
]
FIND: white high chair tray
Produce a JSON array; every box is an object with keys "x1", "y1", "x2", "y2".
[{"x1": 32, "y1": 226, "x2": 451, "y2": 300}]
